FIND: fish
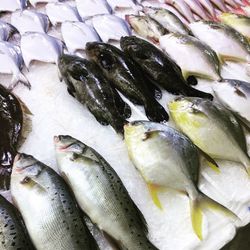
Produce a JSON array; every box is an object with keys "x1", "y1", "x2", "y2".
[
  {"x1": 0, "y1": 84, "x2": 29, "y2": 190},
  {"x1": 210, "y1": 0, "x2": 228, "y2": 11},
  {"x1": 125, "y1": 15, "x2": 168, "y2": 43},
  {"x1": 213, "y1": 79, "x2": 250, "y2": 126},
  {"x1": 86, "y1": 41, "x2": 168, "y2": 122},
  {"x1": 168, "y1": 97, "x2": 250, "y2": 175},
  {"x1": 11, "y1": 153, "x2": 99, "y2": 250},
  {"x1": 225, "y1": 0, "x2": 238, "y2": 8},
  {"x1": 120, "y1": 36, "x2": 213, "y2": 99},
  {"x1": 0, "y1": 0, "x2": 27, "y2": 12},
  {"x1": 11, "y1": 10, "x2": 50, "y2": 35},
  {"x1": 76, "y1": 0, "x2": 112, "y2": 20},
  {"x1": 199, "y1": 0, "x2": 216, "y2": 19},
  {"x1": 159, "y1": 33, "x2": 222, "y2": 81},
  {"x1": 45, "y1": 2, "x2": 81, "y2": 26},
  {"x1": 106, "y1": 0, "x2": 137, "y2": 11},
  {"x1": 124, "y1": 121, "x2": 236, "y2": 240},
  {"x1": 183, "y1": 0, "x2": 209, "y2": 20},
  {"x1": 143, "y1": 7, "x2": 191, "y2": 35},
  {"x1": 165, "y1": 0, "x2": 195, "y2": 22},
  {"x1": 92, "y1": 14, "x2": 131, "y2": 43},
  {"x1": 0, "y1": 41, "x2": 30, "y2": 89},
  {"x1": 29, "y1": 0, "x2": 62, "y2": 7},
  {"x1": 61, "y1": 22, "x2": 100, "y2": 54},
  {"x1": 54, "y1": 135, "x2": 159, "y2": 250},
  {"x1": 221, "y1": 222, "x2": 250, "y2": 250},
  {"x1": 0, "y1": 20, "x2": 18, "y2": 41},
  {"x1": 0, "y1": 194, "x2": 34, "y2": 249},
  {"x1": 190, "y1": 21, "x2": 250, "y2": 63},
  {"x1": 219, "y1": 13, "x2": 250, "y2": 41},
  {"x1": 21, "y1": 32, "x2": 64, "y2": 68},
  {"x1": 58, "y1": 54, "x2": 131, "y2": 134}
]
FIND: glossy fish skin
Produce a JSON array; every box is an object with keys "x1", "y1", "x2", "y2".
[
  {"x1": 144, "y1": 7, "x2": 190, "y2": 35},
  {"x1": 190, "y1": 21, "x2": 250, "y2": 63},
  {"x1": 120, "y1": 36, "x2": 213, "y2": 100},
  {"x1": 0, "y1": 20, "x2": 18, "y2": 41},
  {"x1": 86, "y1": 42, "x2": 168, "y2": 122},
  {"x1": 213, "y1": 79, "x2": 250, "y2": 126},
  {"x1": 168, "y1": 97, "x2": 250, "y2": 175},
  {"x1": 11, "y1": 153, "x2": 98, "y2": 250},
  {"x1": 220, "y1": 13, "x2": 250, "y2": 41},
  {"x1": 159, "y1": 33, "x2": 222, "y2": 81},
  {"x1": 58, "y1": 54, "x2": 131, "y2": 134},
  {"x1": 125, "y1": 15, "x2": 168, "y2": 43},
  {"x1": 0, "y1": 194, "x2": 34, "y2": 250},
  {"x1": 124, "y1": 121, "x2": 234, "y2": 240},
  {"x1": 54, "y1": 135, "x2": 159, "y2": 250},
  {"x1": 0, "y1": 84, "x2": 23, "y2": 190}
]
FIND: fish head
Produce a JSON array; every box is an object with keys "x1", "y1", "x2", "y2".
[
  {"x1": 12, "y1": 153, "x2": 43, "y2": 185},
  {"x1": 85, "y1": 42, "x2": 105, "y2": 61},
  {"x1": 58, "y1": 54, "x2": 75, "y2": 75}
]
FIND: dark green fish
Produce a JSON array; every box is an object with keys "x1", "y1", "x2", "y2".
[
  {"x1": 0, "y1": 84, "x2": 23, "y2": 190},
  {"x1": 221, "y1": 223, "x2": 250, "y2": 250},
  {"x1": 86, "y1": 42, "x2": 168, "y2": 122},
  {"x1": 11, "y1": 153, "x2": 99, "y2": 250},
  {"x1": 58, "y1": 54, "x2": 131, "y2": 134},
  {"x1": 0, "y1": 194, "x2": 34, "y2": 250},
  {"x1": 55, "y1": 135, "x2": 159, "y2": 250},
  {"x1": 120, "y1": 36, "x2": 213, "y2": 100}
]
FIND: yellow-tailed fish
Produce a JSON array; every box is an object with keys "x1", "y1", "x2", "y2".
[
  {"x1": 168, "y1": 97, "x2": 250, "y2": 175},
  {"x1": 54, "y1": 135, "x2": 159, "y2": 250},
  {"x1": 124, "y1": 121, "x2": 236, "y2": 240}
]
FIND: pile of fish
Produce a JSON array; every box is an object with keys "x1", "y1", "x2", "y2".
[{"x1": 0, "y1": 0, "x2": 250, "y2": 249}]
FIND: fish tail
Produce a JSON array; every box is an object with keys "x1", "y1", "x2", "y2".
[
  {"x1": 145, "y1": 101, "x2": 169, "y2": 122},
  {"x1": 184, "y1": 86, "x2": 213, "y2": 100},
  {"x1": 190, "y1": 193, "x2": 238, "y2": 240}
]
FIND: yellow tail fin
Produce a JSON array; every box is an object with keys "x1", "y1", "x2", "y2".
[
  {"x1": 147, "y1": 183, "x2": 166, "y2": 210},
  {"x1": 190, "y1": 199, "x2": 203, "y2": 240}
]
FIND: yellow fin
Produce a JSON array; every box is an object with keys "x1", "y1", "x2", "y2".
[
  {"x1": 190, "y1": 199, "x2": 203, "y2": 240},
  {"x1": 147, "y1": 183, "x2": 165, "y2": 210},
  {"x1": 206, "y1": 160, "x2": 221, "y2": 174}
]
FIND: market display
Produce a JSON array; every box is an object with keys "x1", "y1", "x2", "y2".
[{"x1": 0, "y1": 0, "x2": 250, "y2": 249}]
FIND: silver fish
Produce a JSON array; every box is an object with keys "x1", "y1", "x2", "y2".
[
  {"x1": 61, "y1": 22, "x2": 100, "y2": 53},
  {"x1": 92, "y1": 14, "x2": 131, "y2": 43},
  {"x1": 54, "y1": 135, "x2": 159, "y2": 250},
  {"x1": 20, "y1": 32, "x2": 64, "y2": 68},
  {"x1": 11, "y1": 10, "x2": 50, "y2": 35},
  {"x1": 0, "y1": 20, "x2": 18, "y2": 41},
  {"x1": 144, "y1": 7, "x2": 190, "y2": 35},
  {"x1": 11, "y1": 153, "x2": 99, "y2": 250},
  {"x1": 0, "y1": 0, "x2": 27, "y2": 12},
  {"x1": 159, "y1": 33, "x2": 221, "y2": 80},
  {"x1": 46, "y1": 2, "x2": 81, "y2": 26},
  {"x1": 190, "y1": 21, "x2": 250, "y2": 63},
  {"x1": 0, "y1": 41, "x2": 29, "y2": 89}
]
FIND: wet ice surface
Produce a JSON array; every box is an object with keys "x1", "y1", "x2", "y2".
[{"x1": 1, "y1": 60, "x2": 247, "y2": 250}]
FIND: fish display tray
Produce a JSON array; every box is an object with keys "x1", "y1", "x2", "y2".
[{"x1": 1, "y1": 1, "x2": 250, "y2": 250}]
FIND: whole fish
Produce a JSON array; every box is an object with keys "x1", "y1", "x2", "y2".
[
  {"x1": 61, "y1": 22, "x2": 100, "y2": 54},
  {"x1": 92, "y1": 14, "x2": 131, "y2": 43},
  {"x1": 0, "y1": 0, "x2": 27, "y2": 12},
  {"x1": 220, "y1": 13, "x2": 250, "y2": 41},
  {"x1": 58, "y1": 54, "x2": 131, "y2": 134},
  {"x1": 143, "y1": 7, "x2": 191, "y2": 35},
  {"x1": 0, "y1": 84, "x2": 24, "y2": 190},
  {"x1": 21, "y1": 32, "x2": 64, "y2": 68},
  {"x1": 190, "y1": 21, "x2": 250, "y2": 63},
  {"x1": 54, "y1": 135, "x2": 159, "y2": 250},
  {"x1": 0, "y1": 20, "x2": 18, "y2": 41},
  {"x1": 0, "y1": 194, "x2": 34, "y2": 249},
  {"x1": 11, "y1": 153, "x2": 98, "y2": 250},
  {"x1": 159, "y1": 33, "x2": 222, "y2": 81},
  {"x1": 46, "y1": 2, "x2": 81, "y2": 26},
  {"x1": 221, "y1": 223, "x2": 250, "y2": 250},
  {"x1": 213, "y1": 79, "x2": 250, "y2": 126},
  {"x1": 86, "y1": 42, "x2": 168, "y2": 122},
  {"x1": 76, "y1": 0, "x2": 111, "y2": 20},
  {"x1": 120, "y1": 36, "x2": 213, "y2": 99},
  {"x1": 125, "y1": 15, "x2": 168, "y2": 43},
  {"x1": 168, "y1": 97, "x2": 250, "y2": 175},
  {"x1": 11, "y1": 10, "x2": 50, "y2": 35},
  {"x1": 165, "y1": 0, "x2": 195, "y2": 22},
  {"x1": 124, "y1": 121, "x2": 235, "y2": 240},
  {"x1": 0, "y1": 41, "x2": 30, "y2": 89}
]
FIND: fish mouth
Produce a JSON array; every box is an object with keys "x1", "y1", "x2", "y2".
[
  {"x1": 54, "y1": 135, "x2": 77, "y2": 151},
  {"x1": 13, "y1": 153, "x2": 37, "y2": 173}
]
